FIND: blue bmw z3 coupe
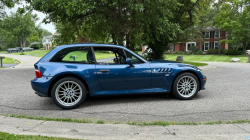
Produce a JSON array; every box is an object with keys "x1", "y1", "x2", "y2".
[{"x1": 31, "y1": 44, "x2": 206, "y2": 109}]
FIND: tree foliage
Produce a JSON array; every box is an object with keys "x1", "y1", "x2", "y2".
[
  {"x1": 215, "y1": 0, "x2": 250, "y2": 54},
  {"x1": 25, "y1": 0, "x2": 211, "y2": 59},
  {"x1": 0, "y1": 10, "x2": 38, "y2": 48},
  {"x1": 0, "y1": 0, "x2": 18, "y2": 19}
]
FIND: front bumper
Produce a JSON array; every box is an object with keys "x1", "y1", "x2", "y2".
[{"x1": 200, "y1": 76, "x2": 206, "y2": 90}]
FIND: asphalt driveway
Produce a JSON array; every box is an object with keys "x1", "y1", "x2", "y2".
[{"x1": 0, "y1": 62, "x2": 250, "y2": 123}]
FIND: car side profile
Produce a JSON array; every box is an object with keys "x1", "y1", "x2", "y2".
[
  {"x1": 23, "y1": 47, "x2": 34, "y2": 52},
  {"x1": 7, "y1": 47, "x2": 21, "y2": 53},
  {"x1": 31, "y1": 44, "x2": 206, "y2": 109}
]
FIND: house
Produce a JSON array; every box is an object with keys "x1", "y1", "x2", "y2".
[
  {"x1": 174, "y1": 27, "x2": 228, "y2": 52},
  {"x1": 42, "y1": 35, "x2": 53, "y2": 50}
]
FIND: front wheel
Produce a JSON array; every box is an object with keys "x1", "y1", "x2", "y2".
[
  {"x1": 51, "y1": 77, "x2": 87, "y2": 109},
  {"x1": 172, "y1": 72, "x2": 200, "y2": 100}
]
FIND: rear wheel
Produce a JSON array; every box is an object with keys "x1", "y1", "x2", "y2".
[
  {"x1": 51, "y1": 77, "x2": 87, "y2": 109},
  {"x1": 173, "y1": 72, "x2": 199, "y2": 100}
]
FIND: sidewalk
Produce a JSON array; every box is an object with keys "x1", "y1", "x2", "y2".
[
  {"x1": 0, "y1": 54, "x2": 40, "y2": 68},
  {"x1": 0, "y1": 116, "x2": 249, "y2": 140}
]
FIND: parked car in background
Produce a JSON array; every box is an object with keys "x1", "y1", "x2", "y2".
[
  {"x1": 246, "y1": 50, "x2": 250, "y2": 55},
  {"x1": 23, "y1": 47, "x2": 34, "y2": 52},
  {"x1": 31, "y1": 44, "x2": 207, "y2": 109},
  {"x1": 7, "y1": 47, "x2": 21, "y2": 53}
]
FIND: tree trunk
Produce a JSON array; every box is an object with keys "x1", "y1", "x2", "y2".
[
  {"x1": 20, "y1": 40, "x2": 23, "y2": 48},
  {"x1": 200, "y1": 41, "x2": 202, "y2": 51},
  {"x1": 218, "y1": 31, "x2": 221, "y2": 54},
  {"x1": 242, "y1": 40, "x2": 247, "y2": 55},
  {"x1": 22, "y1": 39, "x2": 26, "y2": 48},
  {"x1": 126, "y1": 34, "x2": 130, "y2": 49},
  {"x1": 112, "y1": 34, "x2": 117, "y2": 45},
  {"x1": 129, "y1": 34, "x2": 135, "y2": 51}
]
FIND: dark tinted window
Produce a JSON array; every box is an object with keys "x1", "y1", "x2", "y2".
[{"x1": 50, "y1": 47, "x2": 95, "y2": 64}]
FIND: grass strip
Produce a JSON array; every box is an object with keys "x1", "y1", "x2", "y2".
[
  {"x1": 165, "y1": 54, "x2": 249, "y2": 62},
  {"x1": 0, "y1": 131, "x2": 81, "y2": 140},
  {"x1": 4, "y1": 114, "x2": 250, "y2": 126},
  {"x1": 0, "y1": 56, "x2": 16, "y2": 64},
  {"x1": 181, "y1": 61, "x2": 208, "y2": 67}
]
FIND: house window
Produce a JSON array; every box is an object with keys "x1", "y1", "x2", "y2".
[
  {"x1": 214, "y1": 31, "x2": 220, "y2": 38},
  {"x1": 204, "y1": 32, "x2": 210, "y2": 39},
  {"x1": 186, "y1": 42, "x2": 196, "y2": 51},
  {"x1": 204, "y1": 42, "x2": 210, "y2": 51},
  {"x1": 214, "y1": 41, "x2": 219, "y2": 49}
]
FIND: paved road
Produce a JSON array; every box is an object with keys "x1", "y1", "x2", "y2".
[{"x1": 0, "y1": 55, "x2": 249, "y2": 122}]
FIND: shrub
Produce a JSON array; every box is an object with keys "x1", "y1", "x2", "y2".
[
  {"x1": 49, "y1": 46, "x2": 56, "y2": 51},
  {"x1": 184, "y1": 51, "x2": 192, "y2": 55},
  {"x1": 207, "y1": 49, "x2": 219, "y2": 54},
  {"x1": 225, "y1": 49, "x2": 242, "y2": 55},
  {"x1": 196, "y1": 50, "x2": 203, "y2": 55},
  {"x1": 221, "y1": 49, "x2": 227, "y2": 54},
  {"x1": 189, "y1": 46, "x2": 199, "y2": 53},
  {"x1": 0, "y1": 46, "x2": 2, "y2": 51},
  {"x1": 176, "y1": 51, "x2": 184, "y2": 54}
]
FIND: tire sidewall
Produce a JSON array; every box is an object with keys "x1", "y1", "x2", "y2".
[
  {"x1": 173, "y1": 72, "x2": 200, "y2": 100},
  {"x1": 51, "y1": 77, "x2": 87, "y2": 109}
]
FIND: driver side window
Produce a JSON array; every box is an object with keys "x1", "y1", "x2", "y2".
[
  {"x1": 93, "y1": 47, "x2": 126, "y2": 65},
  {"x1": 125, "y1": 51, "x2": 144, "y2": 64}
]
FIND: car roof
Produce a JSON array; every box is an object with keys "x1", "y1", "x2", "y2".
[{"x1": 58, "y1": 44, "x2": 126, "y2": 49}]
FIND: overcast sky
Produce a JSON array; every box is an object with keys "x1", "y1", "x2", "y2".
[{"x1": 5, "y1": 3, "x2": 56, "y2": 34}]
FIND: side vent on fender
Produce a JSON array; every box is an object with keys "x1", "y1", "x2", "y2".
[{"x1": 157, "y1": 68, "x2": 173, "y2": 73}]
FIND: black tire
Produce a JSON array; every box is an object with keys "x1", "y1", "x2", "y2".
[
  {"x1": 172, "y1": 72, "x2": 200, "y2": 100},
  {"x1": 51, "y1": 77, "x2": 87, "y2": 109},
  {"x1": 9, "y1": 51, "x2": 11, "y2": 53}
]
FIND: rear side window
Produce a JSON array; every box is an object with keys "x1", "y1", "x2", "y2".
[{"x1": 50, "y1": 47, "x2": 95, "y2": 64}]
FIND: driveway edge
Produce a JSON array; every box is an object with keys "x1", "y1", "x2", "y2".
[{"x1": 0, "y1": 116, "x2": 249, "y2": 140}]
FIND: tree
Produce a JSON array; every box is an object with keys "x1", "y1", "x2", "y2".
[
  {"x1": 25, "y1": 0, "x2": 210, "y2": 59},
  {"x1": 0, "y1": 0, "x2": 18, "y2": 19},
  {"x1": 215, "y1": 0, "x2": 250, "y2": 54},
  {"x1": 0, "y1": 10, "x2": 38, "y2": 48}
]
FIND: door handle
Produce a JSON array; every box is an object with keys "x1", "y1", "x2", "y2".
[{"x1": 100, "y1": 69, "x2": 110, "y2": 72}]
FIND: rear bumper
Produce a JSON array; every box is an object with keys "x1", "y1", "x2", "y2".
[
  {"x1": 35, "y1": 92, "x2": 48, "y2": 97},
  {"x1": 31, "y1": 77, "x2": 51, "y2": 97}
]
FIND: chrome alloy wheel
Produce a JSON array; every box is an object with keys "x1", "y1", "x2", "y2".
[
  {"x1": 177, "y1": 76, "x2": 197, "y2": 98},
  {"x1": 55, "y1": 81, "x2": 82, "y2": 107}
]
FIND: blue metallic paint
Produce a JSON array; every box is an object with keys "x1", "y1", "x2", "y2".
[{"x1": 31, "y1": 44, "x2": 206, "y2": 97}]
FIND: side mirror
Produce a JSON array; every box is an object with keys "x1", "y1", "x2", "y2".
[{"x1": 126, "y1": 58, "x2": 134, "y2": 67}]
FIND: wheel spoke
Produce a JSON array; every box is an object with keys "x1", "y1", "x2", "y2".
[
  {"x1": 69, "y1": 97, "x2": 72, "y2": 103},
  {"x1": 72, "y1": 96, "x2": 77, "y2": 101}
]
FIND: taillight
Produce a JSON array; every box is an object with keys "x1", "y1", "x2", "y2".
[{"x1": 35, "y1": 69, "x2": 42, "y2": 78}]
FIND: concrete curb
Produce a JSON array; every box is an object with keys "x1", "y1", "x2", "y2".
[{"x1": 0, "y1": 116, "x2": 250, "y2": 140}]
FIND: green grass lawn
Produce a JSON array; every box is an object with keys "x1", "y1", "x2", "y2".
[
  {"x1": 11, "y1": 50, "x2": 50, "y2": 56},
  {"x1": 0, "y1": 51, "x2": 6, "y2": 54},
  {"x1": 181, "y1": 61, "x2": 208, "y2": 67},
  {"x1": 165, "y1": 54, "x2": 249, "y2": 62},
  {"x1": 0, "y1": 56, "x2": 15, "y2": 64},
  {"x1": 0, "y1": 131, "x2": 80, "y2": 140}
]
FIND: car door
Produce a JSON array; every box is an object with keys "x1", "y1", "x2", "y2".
[{"x1": 93, "y1": 46, "x2": 151, "y2": 91}]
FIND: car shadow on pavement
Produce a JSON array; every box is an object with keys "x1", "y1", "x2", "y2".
[
  {"x1": 36, "y1": 92, "x2": 204, "y2": 110},
  {"x1": 79, "y1": 93, "x2": 178, "y2": 108}
]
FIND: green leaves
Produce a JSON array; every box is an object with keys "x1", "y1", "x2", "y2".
[
  {"x1": 0, "y1": 11, "x2": 38, "y2": 48},
  {"x1": 215, "y1": 0, "x2": 250, "y2": 52}
]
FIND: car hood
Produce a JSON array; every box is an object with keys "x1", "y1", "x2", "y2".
[{"x1": 149, "y1": 59, "x2": 200, "y2": 70}]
